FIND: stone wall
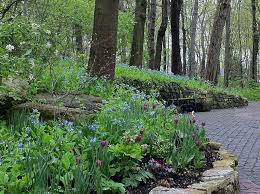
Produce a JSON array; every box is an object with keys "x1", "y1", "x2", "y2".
[
  {"x1": 149, "y1": 142, "x2": 240, "y2": 194},
  {"x1": 117, "y1": 77, "x2": 248, "y2": 111},
  {"x1": 195, "y1": 91, "x2": 248, "y2": 111}
]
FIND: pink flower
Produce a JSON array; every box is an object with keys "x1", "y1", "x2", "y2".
[
  {"x1": 192, "y1": 134, "x2": 196, "y2": 139},
  {"x1": 196, "y1": 125, "x2": 200, "y2": 130},
  {"x1": 96, "y1": 160, "x2": 102, "y2": 167},
  {"x1": 174, "y1": 117, "x2": 179, "y2": 124},
  {"x1": 152, "y1": 103, "x2": 157, "y2": 109},
  {"x1": 135, "y1": 135, "x2": 142, "y2": 142},
  {"x1": 143, "y1": 103, "x2": 148, "y2": 111},
  {"x1": 140, "y1": 127, "x2": 145, "y2": 135},
  {"x1": 191, "y1": 117, "x2": 196, "y2": 124},
  {"x1": 195, "y1": 141, "x2": 201, "y2": 146},
  {"x1": 76, "y1": 156, "x2": 81, "y2": 165},
  {"x1": 101, "y1": 140, "x2": 108, "y2": 147},
  {"x1": 202, "y1": 122, "x2": 206, "y2": 127}
]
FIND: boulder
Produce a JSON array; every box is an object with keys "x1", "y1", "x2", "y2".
[
  {"x1": 10, "y1": 92, "x2": 102, "y2": 122},
  {"x1": 0, "y1": 77, "x2": 29, "y2": 116}
]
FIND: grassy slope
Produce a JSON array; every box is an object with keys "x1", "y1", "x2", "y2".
[{"x1": 115, "y1": 65, "x2": 260, "y2": 102}]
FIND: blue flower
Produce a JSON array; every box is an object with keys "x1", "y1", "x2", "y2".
[
  {"x1": 122, "y1": 102, "x2": 130, "y2": 111},
  {"x1": 115, "y1": 84, "x2": 120, "y2": 89},
  {"x1": 20, "y1": 156, "x2": 25, "y2": 161},
  {"x1": 31, "y1": 119, "x2": 39, "y2": 125},
  {"x1": 102, "y1": 99, "x2": 108, "y2": 105},
  {"x1": 90, "y1": 138, "x2": 96, "y2": 144},
  {"x1": 88, "y1": 124, "x2": 99, "y2": 131},
  {"x1": 17, "y1": 143, "x2": 22, "y2": 152},
  {"x1": 32, "y1": 109, "x2": 39, "y2": 115},
  {"x1": 137, "y1": 123, "x2": 143, "y2": 129}
]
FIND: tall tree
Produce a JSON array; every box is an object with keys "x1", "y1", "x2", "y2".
[
  {"x1": 181, "y1": 4, "x2": 187, "y2": 75},
  {"x1": 188, "y1": 0, "x2": 199, "y2": 77},
  {"x1": 88, "y1": 0, "x2": 119, "y2": 79},
  {"x1": 251, "y1": 0, "x2": 258, "y2": 81},
  {"x1": 206, "y1": 0, "x2": 231, "y2": 85},
  {"x1": 148, "y1": 0, "x2": 157, "y2": 69},
  {"x1": 224, "y1": 4, "x2": 231, "y2": 87},
  {"x1": 154, "y1": 0, "x2": 168, "y2": 70},
  {"x1": 130, "y1": 0, "x2": 147, "y2": 68},
  {"x1": 171, "y1": 0, "x2": 183, "y2": 75},
  {"x1": 199, "y1": 12, "x2": 207, "y2": 79}
]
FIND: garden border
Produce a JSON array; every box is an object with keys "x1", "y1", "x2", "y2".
[{"x1": 149, "y1": 142, "x2": 240, "y2": 194}]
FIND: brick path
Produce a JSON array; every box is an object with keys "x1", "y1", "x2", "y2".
[{"x1": 196, "y1": 103, "x2": 260, "y2": 194}]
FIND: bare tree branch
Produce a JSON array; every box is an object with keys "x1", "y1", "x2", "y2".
[{"x1": 0, "y1": 0, "x2": 22, "y2": 21}]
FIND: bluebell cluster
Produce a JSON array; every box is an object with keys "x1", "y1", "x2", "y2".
[
  {"x1": 88, "y1": 124, "x2": 99, "y2": 131},
  {"x1": 90, "y1": 137, "x2": 96, "y2": 144},
  {"x1": 122, "y1": 102, "x2": 130, "y2": 111}
]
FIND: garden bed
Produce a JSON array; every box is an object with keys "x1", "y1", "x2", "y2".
[
  {"x1": 148, "y1": 143, "x2": 239, "y2": 194},
  {"x1": 130, "y1": 143, "x2": 220, "y2": 193},
  {"x1": 0, "y1": 83, "x2": 237, "y2": 194}
]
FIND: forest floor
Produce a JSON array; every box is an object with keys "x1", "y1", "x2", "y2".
[{"x1": 196, "y1": 103, "x2": 260, "y2": 194}]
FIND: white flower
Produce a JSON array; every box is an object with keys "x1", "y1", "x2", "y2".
[
  {"x1": 29, "y1": 59, "x2": 35, "y2": 68},
  {"x1": 192, "y1": 111, "x2": 195, "y2": 117},
  {"x1": 54, "y1": 50, "x2": 59, "y2": 55},
  {"x1": 5, "y1": 44, "x2": 14, "y2": 52},
  {"x1": 31, "y1": 23, "x2": 39, "y2": 30},
  {"x1": 46, "y1": 42, "x2": 52, "y2": 48},
  {"x1": 29, "y1": 74, "x2": 34, "y2": 81},
  {"x1": 45, "y1": 30, "x2": 51, "y2": 35}
]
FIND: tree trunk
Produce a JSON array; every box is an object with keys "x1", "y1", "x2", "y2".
[
  {"x1": 171, "y1": 0, "x2": 183, "y2": 75},
  {"x1": 181, "y1": 5, "x2": 187, "y2": 75},
  {"x1": 206, "y1": 0, "x2": 231, "y2": 85},
  {"x1": 224, "y1": 5, "x2": 231, "y2": 87},
  {"x1": 130, "y1": 0, "x2": 147, "y2": 68},
  {"x1": 200, "y1": 14, "x2": 206, "y2": 79},
  {"x1": 23, "y1": 0, "x2": 29, "y2": 17},
  {"x1": 238, "y1": 0, "x2": 243, "y2": 87},
  {"x1": 154, "y1": 0, "x2": 168, "y2": 71},
  {"x1": 75, "y1": 24, "x2": 83, "y2": 53},
  {"x1": 251, "y1": 0, "x2": 258, "y2": 82},
  {"x1": 148, "y1": 0, "x2": 157, "y2": 69},
  {"x1": 188, "y1": 0, "x2": 199, "y2": 77},
  {"x1": 163, "y1": 36, "x2": 167, "y2": 71},
  {"x1": 88, "y1": 0, "x2": 119, "y2": 79}
]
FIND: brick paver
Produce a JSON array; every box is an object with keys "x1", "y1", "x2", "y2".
[{"x1": 196, "y1": 103, "x2": 260, "y2": 194}]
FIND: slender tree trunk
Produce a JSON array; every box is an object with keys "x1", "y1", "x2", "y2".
[
  {"x1": 163, "y1": 36, "x2": 167, "y2": 71},
  {"x1": 224, "y1": 4, "x2": 231, "y2": 87},
  {"x1": 171, "y1": 0, "x2": 183, "y2": 75},
  {"x1": 238, "y1": 0, "x2": 243, "y2": 87},
  {"x1": 130, "y1": 0, "x2": 147, "y2": 68},
  {"x1": 148, "y1": 0, "x2": 157, "y2": 69},
  {"x1": 75, "y1": 24, "x2": 83, "y2": 53},
  {"x1": 251, "y1": 0, "x2": 258, "y2": 82},
  {"x1": 206, "y1": 0, "x2": 231, "y2": 85},
  {"x1": 188, "y1": 0, "x2": 199, "y2": 77},
  {"x1": 23, "y1": 0, "x2": 29, "y2": 17},
  {"x1": 154, "y1": 0, "x2": 168, "y2": 71},
  {"x1": 200, "y1": 14, "x2": 206, "y2": 79},
  {"x1": 88, "y1": 0, "x2": 119, "y2": 79},
  {"x1": 181, "y1": 5, "x2": 187, "y2": 75}
]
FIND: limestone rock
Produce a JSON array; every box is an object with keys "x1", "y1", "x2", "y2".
[
  {"x1": 0, "y1": 77, "x2": 29, "y2": 115},
  {"x1": 149, "y1": 187, "x2": 205, "y2": 194},
  {"x1": 207, "y1": 141, "x2": 221, "y2": 150},
  {"x1": 10, "y1": 92, "x2": 102, "y2": 122}
]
